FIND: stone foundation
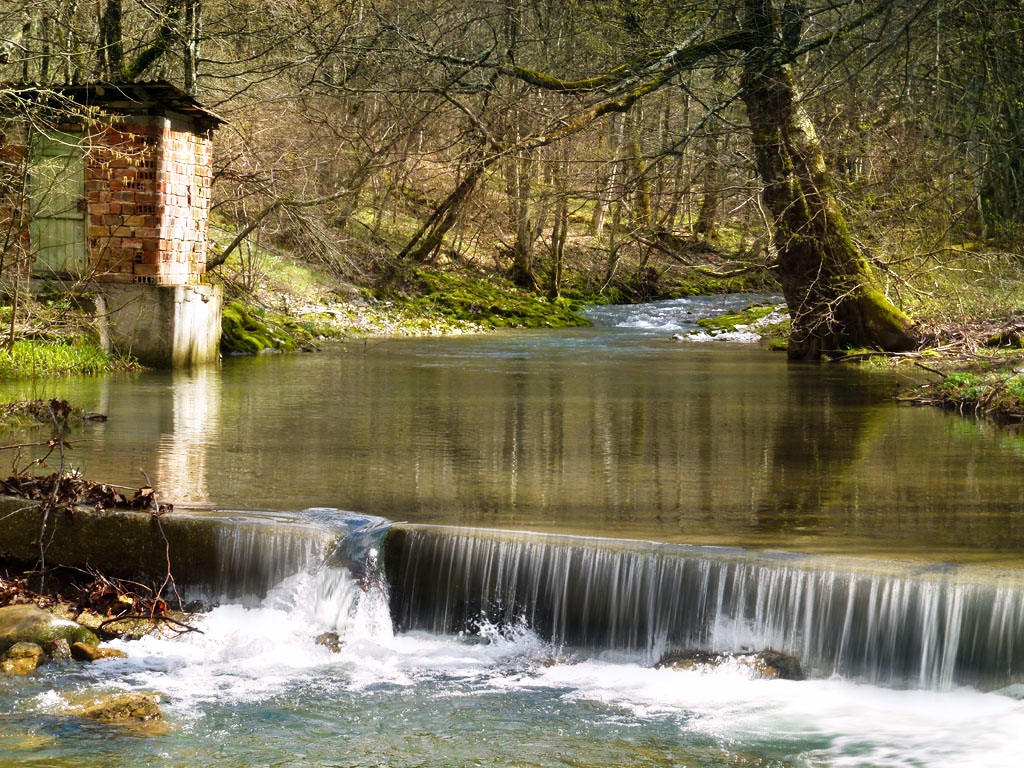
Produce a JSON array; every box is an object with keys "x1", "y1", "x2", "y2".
[{"x1": 97, "y1": 282, "x2": 222, "y2": 368}]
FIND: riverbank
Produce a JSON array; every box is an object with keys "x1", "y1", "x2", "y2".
[
  {"x1": 221, "y1": 240, "x2": 1024, "y2": 430},
  {"x1": 218, "y1": 267, "x2": 594, "y2": 355},
  {"x1": 3, "y1": 255, "x2": 1023, "y2": 427},
  {"x1": 691, "y1": 301, "x2": 1024, "y2": 425}
]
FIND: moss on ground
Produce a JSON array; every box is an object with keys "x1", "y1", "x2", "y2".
[
  {"x1": 379, "y1": 268, "x2": 591, "y2": 329},
  {"x1": 220, "y1": 301, "x2": 318, "y2": 355},
  {"x1": 697, "y1": 304, "x2": 781, "y2": 332}
]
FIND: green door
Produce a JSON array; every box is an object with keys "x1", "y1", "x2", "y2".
[{"x1": 29, "y1": 131, "x2": 88, "y2": 277}]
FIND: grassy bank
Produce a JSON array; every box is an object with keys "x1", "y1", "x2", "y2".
[
  {"x1": 0, "y1": 297, "x2": 138, "y2": 379},
  {"x1": 890, "y1": 341, "x2": 1024, "y2": 425},
  {"x1": 0, "y1": 339, "x2": 132, "y2": 378}
]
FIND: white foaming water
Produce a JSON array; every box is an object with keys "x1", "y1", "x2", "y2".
[
  {"x1": 683, "y1": 329, "x2": 764, "y2": 343},
  {"x1": 518, "y1": 661, "x2": 1023, "y2": 767},
  {"x1": 58, "y1": 562, "x2": 1020, "y2": 767},
  {"x1": 98, "y1": 564, "x2": 544, "y2": 715},
  {"x1": 583, "y1": 293, "x2": 782, "y2": 335}
]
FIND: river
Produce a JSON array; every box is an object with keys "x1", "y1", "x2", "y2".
[{"x1": 1, "y1": 293, "x2": 1023, "y2": 766}]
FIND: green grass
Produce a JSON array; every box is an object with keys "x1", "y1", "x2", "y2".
[
  {"x1": 0, "y1": 339, "x2": 129, "y2": 379},
  {"x1": 939, "y1": 372, "x2": 987, "y2": 402},
  {"x1": 209, "y1": 218, "x2": 343, "y2": 300},
  {"x1": 926, "y1": 369, "x2": 1024, "y2": 423},
  {"x1": 894, "y1": 246, "x2": 1024, "y2": 326}
]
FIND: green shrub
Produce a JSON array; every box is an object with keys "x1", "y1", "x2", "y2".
[{"x1": 940, "y1": 372, "x2": 986, "y2": 402}]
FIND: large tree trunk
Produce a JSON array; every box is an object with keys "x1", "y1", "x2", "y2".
[{"x1": 741, "y1": 6, "x2": 919, "y2": 359}]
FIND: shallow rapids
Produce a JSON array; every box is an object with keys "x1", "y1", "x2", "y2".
[{"x1": 2, "y1": 535, "x2": 1023, "y2": 767}]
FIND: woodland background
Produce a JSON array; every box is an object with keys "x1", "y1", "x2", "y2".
[{"x1": 1, "y1": 1, "x2": 1022, "y2": 357}]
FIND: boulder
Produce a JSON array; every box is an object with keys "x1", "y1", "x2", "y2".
[
  {"x1": 73, "y1": 693, "x2": 163, "y2": 723},
  {"x1": 1, "y1": 642, "x2": 46, "y2": 675},
  {"x1": 655, "y1": 649, "x2": 723, "y2": 671},
  {"x1": 753, "y1": 649, "x2": 805, "y2": 681},
  {"x1": 655, "y1": 648, "x2": 805, "y2": 681},
  {"x1": 50, "y1": 603, "x2": 192, "y2": 641},
  {"x1": 0, "y1": 605, "x2": 99, "y2": 656},
  {"x1": 70, "y1": 642, "x2": 128, "y2": 662}
]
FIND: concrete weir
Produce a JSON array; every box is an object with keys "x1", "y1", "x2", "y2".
[{"x1": 0, "y1": 497, "x2": 331, "y2": 600}]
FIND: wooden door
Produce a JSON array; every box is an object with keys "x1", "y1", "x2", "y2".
[{"x1": 29, "y1": 131, "x2": 88, "y2": 277}]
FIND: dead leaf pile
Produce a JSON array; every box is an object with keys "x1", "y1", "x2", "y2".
[{"x1": 0, "y1": 472, "x2": 172, "y2": 515}]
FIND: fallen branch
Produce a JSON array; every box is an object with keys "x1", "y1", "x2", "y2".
[
  {"x1": 140, "y1": 468, "x2": 182, "y2": 613},
  {"x1": 99, "y1": 613, "x2": 200, "y2": 636}
]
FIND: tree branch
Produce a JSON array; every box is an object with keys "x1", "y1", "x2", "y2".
[{"x1": 123, "y1": 0, "x2": 183, "y2": 80}]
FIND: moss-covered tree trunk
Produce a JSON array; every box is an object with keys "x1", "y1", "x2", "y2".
[{"x1": 741, "y1": 3, "x2": 919, "y2": 359}]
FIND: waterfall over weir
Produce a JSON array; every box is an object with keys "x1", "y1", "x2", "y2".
[
  {"x1": 380, "y1": 526, "x2": 1024, "y2": 690},
  {"x1": 198, "y1": 509, "x2": 392, "y2": 603}
]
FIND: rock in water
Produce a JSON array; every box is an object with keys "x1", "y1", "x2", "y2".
[
  {"x1": 754, "y1": 650, "x2": 805, "y2": 681},
  {"x1": 70, "y1": 642, "x2": 128, "y2": 662},
  {"x1": 655, "y1": 649, "x2": 735, "y2": 671},
  {"x1": 0, "y1": 605, "x2": 99, "y2": 656},
  {"x1": 655, "y1": 648, "x2": 805, "y2": 681},
  {"x1": 47, "y1": 638, "x2": 73, "y2": 663},
  {"x1": 74, "y1": 693, "x2": 163, "y2": 723},
  {"x1": 315, "y1": 632, "x2": 344, "y2": 653},
  {"x1": 1, "y1": 642, "x2": 46, "y2": 675}
]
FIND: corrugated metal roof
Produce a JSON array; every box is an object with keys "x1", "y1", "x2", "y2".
[{"x1": 1, "y1": 80, "x2": 225, "y2": 129}]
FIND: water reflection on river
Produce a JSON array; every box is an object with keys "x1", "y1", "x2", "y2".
[{"x1": 4, "y1": 294, "x2": 1024, "y2": 564}]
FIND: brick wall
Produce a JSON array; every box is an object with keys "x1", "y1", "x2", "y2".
[{"x1": 87, "y1": 114, "x2": 213, "y2": 285}]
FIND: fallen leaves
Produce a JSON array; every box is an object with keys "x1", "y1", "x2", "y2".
[{"x1": 0, "y1": 472, "x2": 173, "y2": 515}]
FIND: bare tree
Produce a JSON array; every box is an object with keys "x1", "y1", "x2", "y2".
[{"x1": 354, "y1": 0, "x2": 924, "y2": 355}]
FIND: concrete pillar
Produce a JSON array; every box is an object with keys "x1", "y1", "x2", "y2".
[{"x1": 99, "y1": 283, "x2": 222, "y2": 368}]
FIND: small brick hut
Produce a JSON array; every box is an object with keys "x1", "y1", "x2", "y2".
[
  {"x1": 89, "y1": 90, "x2": 218, "y2": 286},
  {"x1": 2, "y1": 81, "x2": 224, "y2": 366},
  {"x1": 18, "y1": 81, "x2": 223, "y2": 285}
]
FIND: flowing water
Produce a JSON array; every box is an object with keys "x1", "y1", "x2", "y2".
[{"x1": 2, "y1": 293, "x2": 1024, "y2": 766}]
